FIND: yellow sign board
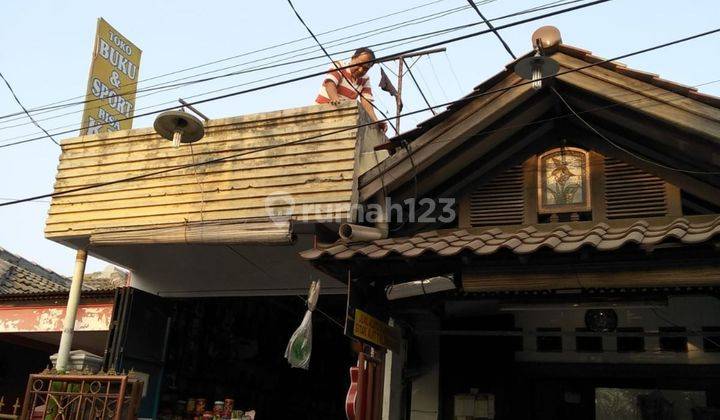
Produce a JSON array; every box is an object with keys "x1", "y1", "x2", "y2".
[
  {"x1": 352, "y1": 309, "x2": 401, "y2": 351},
  {"x1": 80, "y1": 18, "x2": 142, "y2": 135}
]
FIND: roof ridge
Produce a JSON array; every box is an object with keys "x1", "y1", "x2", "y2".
[{"x1": 557, "y1": 43, "x2": 720, "y2": 108}]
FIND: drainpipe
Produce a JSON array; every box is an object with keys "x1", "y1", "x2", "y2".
[
  {"x1": 339, "y1": 223, "x2": 387, "y2": 241},
  {"x1": 339, "y1": 192, "x2": 390, "y2": 241},
  {"x1": 56, "y1": 248, "x2": 88, "y2": 372}
]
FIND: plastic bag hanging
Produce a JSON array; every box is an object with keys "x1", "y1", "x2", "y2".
[{"x1": 285, "y1": 280, "x2": 320, "y2": 369}]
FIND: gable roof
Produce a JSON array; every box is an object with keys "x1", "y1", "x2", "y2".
[
  {"x1": 0, "y1": 247, "x2": 70, "y2": 295},
  {"x1": 393, "y1": 44, "x2": 720, "y2": 145},
  {"x1": 358, "y1": 41, "x2": 720, "y2": 206},
  {"x1": 0, "y1": 247, "x2": 122, "y2": 297}
]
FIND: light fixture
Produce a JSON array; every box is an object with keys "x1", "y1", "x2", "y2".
[
  {"x1": 513, "y1": 25, "x2": 562, "y2": 90},
  {"x1": 153, "y1": 110, "x2": 205, "y2": 148},
  {"x1": 584, "y1": 308, "x2": 618, "y2": 332},
  {"x1": 386, "y1": 275, "x2": 455, "y2": 300},
  {"x1": 514, "y1": 55, "x2": 559, "y2": 91}
]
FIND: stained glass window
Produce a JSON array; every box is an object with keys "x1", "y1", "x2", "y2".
[{"x1": 538, "y1": 148, "x2": 590, "y2": 213}]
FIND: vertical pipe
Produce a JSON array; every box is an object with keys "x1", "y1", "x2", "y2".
[
  {"x1": 395, "y1": 58, "x2": 403, "y2": 136},
  {"x1": 56, "y1": 248, "x2": 88, "y2": 372}
]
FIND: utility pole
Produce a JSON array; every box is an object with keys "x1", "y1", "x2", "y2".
[
  {"x1": 378, "y1": 47, "x2": 446, "y2": 136},
  {"x1": 395, "y1": 57, "x2": 403, "y2": 136}
]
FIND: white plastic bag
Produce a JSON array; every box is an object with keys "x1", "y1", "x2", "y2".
[
  {"x1": 285, "y1": 310, "x2": 313, "y2": 369},
  {"x1": 285, "y1": 280, "x2": 320, "y2": 369}
]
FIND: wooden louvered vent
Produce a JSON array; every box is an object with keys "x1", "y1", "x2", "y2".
[
  {"x1": 469, "y1": 165, "x2": 524, "y2": 226},
  {"x1": 604, "y1": 157, "x2": 668, "y2": 219}
]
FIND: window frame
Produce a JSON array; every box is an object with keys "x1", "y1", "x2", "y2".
[{"x1": 537, "y1": 147, "x2": 592, "y2": 214}]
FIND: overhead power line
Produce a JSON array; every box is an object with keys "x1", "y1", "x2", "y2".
[
  {"x1": 0, "y1": 0, "x2": 590, "y2": 145},
  {"x1": 551, "y1": 86, "x2": 720, "y2": 175},
  {"x1": 0, "y1": 72, "x2": 59, "y2": 146},
  {"x1": 403, "y1": 58, "x2": 437, "y2": 114},
  {"x1": 0, "y1": 0, "x2": 614, "y2": 148},
  {"x1": 466, "y1": 0, "x2": 517, "y2": 59},
  {"x1": 285, "y1": 0, "x2": 397, "y2": 132},
  {"x1": 0, "y1": 12, "x2": 458, "y2": 135},
  {"x1": 0, "y1": 0, "x2": 461, "y2": 121},
  {"x1": 0, "y1": 31, "x2": 453, "y2": 146},
  {"x1": 0, "y1": 79, "x2": 720, "y2": 204},
  {"x1": 0, "y1": 0, "x2": 587, "y2": 128},
  {"x1": 3, "y1": 29, "x2": 720, "y2": 207},
  {"x1": 0, "y1": 0, "x2": 496, "y2": 124}
]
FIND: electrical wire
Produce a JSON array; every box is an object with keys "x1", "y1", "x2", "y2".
[
  {"x1": 285, "y1": 0, "x2": 404, "y2": 220},
  {"x1": 1, "y1": 35, "x2": 439, "y2": 146},
  {"x1": 551, "y1": 86, "x2": 720, "y2": 175},
  {"x1": 0, "y1": 0, "x2": 615, "y2": 148},
  {"x1": 10, "y1": 76, "x2": 718, "y2": 212},
  {"x1": 0, "y1": 59, "x2": 717, "y2": 216},
  {"x1": 415, "y1": 61, "x2": 441, "y2": 105},
  {"x1": 0, "y1": 4, "x2": 482, "y2": 136},
  {"x1": 0, "y1": 0, "x2": 462, "y2": 121},
  {"x1": 0, "y1": 0, "x2": 589, "y2": 129},
  {"x1": 225, "y1": 243, "x2": 345, "y2": 329},
  {"x1": 466, "y1": 0, "x2": 517, "y2": 59},
  {"x1": 295, "y1": 294, "x2": 346, "y2": 330},
  {"x1": 1, "y1": 0, "x2": 585, "y2": 127},
  {"x1": 2, "y1": 16, "x2": 717, "y2": 207},
  {"x1": 0, "y1": 0, "x2": 496, "y2": 126},
  {"x1": 0, "y1": 72, "x2": 59, "y2": 146},
  {"x1": 0, "y1": 12, "x2": 458, "y2": 130},
  {"x1": 443, "y1": 50, "x2": 464, "y2": 95},
  {"x1": 651, "y1": 307, "x2": 720, "y2": 351},
  {"x1": 274, "y1": 0, "x2": 393, "y2": 133},
  {"x1": 0, "y1": 0, "x2": 595, "y2": 150},
  {"x1": 403, "y1": 58, "x2": 437, "y2": 114},
  {"x1": 0, "y1": 197, "x2": 50, "y2": 203},
  {"x1": 427, "y1": 55, "x2": 450, "y2": 102}
]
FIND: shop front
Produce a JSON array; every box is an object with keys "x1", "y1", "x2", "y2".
[
  {"x1": 41, "y1": 102, "x2": 389, "y2": 418},
  {"x1": 300, "y1": 27, "x2": 720, "y2": 419},
  {"x1": 103, "y1": 288, "x2": 353, "y2": 419}
]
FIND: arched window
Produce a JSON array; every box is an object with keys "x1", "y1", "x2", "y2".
[{"x1": 538, "y1": 147, "x2": 591, "y2": 214}]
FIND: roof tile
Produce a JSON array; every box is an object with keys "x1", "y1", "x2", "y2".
[{"x1": 302, "y1": 216, "x2": 720, "y2": 262}]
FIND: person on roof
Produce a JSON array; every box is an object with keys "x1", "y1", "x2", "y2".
[{"x1": 316, "y1": 47, "x2": 387, "y2": 132}]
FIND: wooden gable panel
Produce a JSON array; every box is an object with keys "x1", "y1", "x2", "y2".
[
  {"x1": 45, "y1": 103, "x2": 368, "y2": 240},
  {"x1": 604, "y1": 157, "x2": 669, "y2": 219},
  {"x1": 467, "y1": 165, "x2": 524, "y2": 227}
]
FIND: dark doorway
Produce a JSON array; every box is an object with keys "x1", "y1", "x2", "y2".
[{"x1": 154, "y1": 295, "x2": 353, "y2": 419}]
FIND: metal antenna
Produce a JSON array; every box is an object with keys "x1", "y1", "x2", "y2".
[{"x1": 178, "y1": 98, "x2": 210, "y2": 122}]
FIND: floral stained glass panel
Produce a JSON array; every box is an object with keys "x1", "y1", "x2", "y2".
[{"x1": 539, "y1": 149, "x2": 589, "y2": 212}]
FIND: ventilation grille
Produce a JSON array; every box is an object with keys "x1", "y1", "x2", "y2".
[
  {"x1": 469, "y1": 165, "x2": 524, "y2": 227},
  {"x1": 604, "y1": 158, "x2": 667, "y2": 219}
]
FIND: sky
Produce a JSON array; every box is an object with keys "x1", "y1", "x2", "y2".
[{"x1": 0, "y1": 0, "x2": 718, "y2": 276}]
